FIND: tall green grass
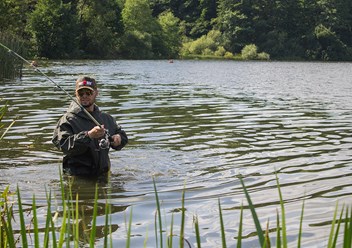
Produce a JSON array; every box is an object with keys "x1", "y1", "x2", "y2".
[
  {"x1": 0, "y1": 173, "x2": 352, "y2": 247},
  {"x1": 0, "y1": 33, "x2": 26, "y2": 81}
]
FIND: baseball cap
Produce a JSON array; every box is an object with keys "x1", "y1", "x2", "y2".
[{"x1": 75, "y1": 77, "x2": 97, "y2": 92}]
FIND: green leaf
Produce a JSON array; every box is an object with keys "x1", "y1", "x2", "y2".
[
  {"x1": 236, "y1": 203, "x2": 243, "y2": 248},
  {"x1": 239, "y1": 176, "x2": 264, "y2": 246},
  {"x1": 218, "y1": 199, "x2": 227, "y2": 248},
  {"x1": 275, "y1": 174, "x2": 287, "y2": 248},
  {"x1": 297, "y1": 200, "x2": 305, "y2": 248},
  {"x1": 89, "y1": 184, "x2": 99, "y2": 247},
  {"x1": 17, "y1": 186, "x2": 28, "y2": 248},
  {"x1": 194, "y1": 215, "x2": 201, "y2": 248},
  {"x1": 153, "y1": 178, "x2": 163, "y2": 248}
]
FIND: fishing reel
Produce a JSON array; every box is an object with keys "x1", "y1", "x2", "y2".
[
  {"x1": 99, "y1": 138, "x2": 110, "y2": 149},
  {"x1": 99, "y1": 131, "x2": 113, "y2": 149},
  {"x1": 99, "y1": 122, "x2": 121, "y2": 149}
]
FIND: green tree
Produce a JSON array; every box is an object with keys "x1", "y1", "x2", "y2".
[
  {"x1": 149, "y1": 0, "x2": 172, "y2": 16},
  {"x1": 334, "y1": 0, "x2": 352, "y2": 47},
  {"x1": 313, "y1": 23, "x2": 352, "y2": 60},
  {"x1": 121, "y1": 0, "x2": 164, "y2": 58},
  {"x1": 0, "y1": 0, "x2": 34, "y2": 38},
  {"x1": 150, "y1": 0, "x2": 212, "y2": 39},
  {"x1": 157, "y1": 10, "x2": 183, "y2": 58},
  {"x1": 27, "y1": 0, "x2": 79, "y2": 58},
  {"x1": 308, "y1": 0, "x2": 352, "y2": 60},
  {"x1": 216, "y1": 0, "x2": 255, "y2": 54},
  {"x1": 189, "y1": 0, "x2": 217, "y2": 37},
  {"x1": 257, "y1": 0, "x2": 305, "y2": 59},
  {"x1": 76, "y1": 0, "x2": 123, "y2": 58}
]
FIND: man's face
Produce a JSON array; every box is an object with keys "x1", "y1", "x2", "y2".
[{"x1": 76, "y1": 88, "x2": 97, "y2": 107}]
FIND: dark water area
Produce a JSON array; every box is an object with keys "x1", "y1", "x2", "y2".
[{"x1": 1, "y1": 60, "x2": 352, "y2": 247}]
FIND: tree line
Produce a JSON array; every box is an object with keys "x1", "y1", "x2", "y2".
[{"x1": 1, "y1": 0, "x2": 352, "y2": 60}]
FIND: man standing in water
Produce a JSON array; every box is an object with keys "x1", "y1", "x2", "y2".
[{"x1": 52, "y1": 76, "x2": 128, "y2": 176}]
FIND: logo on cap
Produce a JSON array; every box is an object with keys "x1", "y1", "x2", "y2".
[{"x1": 79, "y1": 81, "x2": 93, "y2": 86}]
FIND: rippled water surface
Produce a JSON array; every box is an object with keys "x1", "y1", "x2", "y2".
[{"x1": 1, "y1": 60, "x2": 352, "y2": 247}]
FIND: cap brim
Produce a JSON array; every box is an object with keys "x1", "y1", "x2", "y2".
[{"x1": 76, "y1": 86, "x2": 95, "y2": 92}]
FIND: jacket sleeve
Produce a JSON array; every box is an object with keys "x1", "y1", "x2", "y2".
[{"x1": 52, "y1": 117, "x2": 92, "y2": 156}]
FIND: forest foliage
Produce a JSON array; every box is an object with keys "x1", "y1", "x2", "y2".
[{"x1": 1, "y1": 0, "x2": 352, "y2": 60}]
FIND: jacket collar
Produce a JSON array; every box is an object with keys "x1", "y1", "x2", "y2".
[{"x1": 67, "y1": 101, "x2": 99, "y2": 120}]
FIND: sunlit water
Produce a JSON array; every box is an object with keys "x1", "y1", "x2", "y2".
[{"x1": 1, "y1": 60, "x2": 352, "y2": 247}]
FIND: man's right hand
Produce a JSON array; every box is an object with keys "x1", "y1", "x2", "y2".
[{"x1": 87, "y1": 125, "x2": 106, "y2": 139}]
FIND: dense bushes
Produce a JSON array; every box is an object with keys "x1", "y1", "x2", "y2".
[
  {"x1": 241, "y1": 44, "x2": 270, "y2": 60},
  {"x1": 181, "y1": 30, "x2": 236, "y2": 59}
]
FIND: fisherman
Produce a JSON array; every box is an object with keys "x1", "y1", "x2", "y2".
[{"x1": 52, "y1": 76, "x2": 128, "y2": 177}]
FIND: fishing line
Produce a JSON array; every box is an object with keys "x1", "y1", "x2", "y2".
[{"x1": 0, "y1": 42, "x2": 112, "y2": 149}]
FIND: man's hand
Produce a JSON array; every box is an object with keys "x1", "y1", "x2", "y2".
[
  {"x1": 110, "y1": 134, "x2": 122, "y2": 147},
  {"x1": 88, "y1": 125, "x2": 106, "y2": 139}
]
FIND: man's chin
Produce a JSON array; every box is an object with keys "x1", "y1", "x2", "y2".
[{"x1": 81, "y1": 102, "x2": 93, "y2": 108}]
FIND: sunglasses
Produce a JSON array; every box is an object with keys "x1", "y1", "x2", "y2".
[{"x1": 78, "y1": 90, "x2": 94, "y2": 97}]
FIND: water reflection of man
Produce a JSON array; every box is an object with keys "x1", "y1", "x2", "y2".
[
  {"x1": 64, "y1": 177, "x2": 127, "y2": 244},
  {"x1": 52, "y1": 76, "x2": 128, "y2": 177}
]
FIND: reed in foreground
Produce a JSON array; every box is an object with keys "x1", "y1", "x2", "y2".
[{"x1": 0, "y1": 173, "x2": 351, "y2": 247}]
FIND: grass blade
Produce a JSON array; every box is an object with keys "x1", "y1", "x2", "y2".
[
  {"x1": 110, "y1": 211, "x2": 113, "y2": 248},
  {"x1": 239, "y1": 176, "x2": 264, "y2": 246},
  {"x1": 346, "y1": 206, "x2": 352, "y2": 247},
  {"x1": 343, "y1": 206, "x2": 350, "y2": 248},
  {"x1": 50, "y1": 210, "x2": 57, "y2": 248},
  {"x1": 104, "y1": 197, "x2": 110, "y2": 248},
  {"x1": 180, "y1": 186, "x2": 186, "y2": 248},
  {"x1": 153, "y1": 178, "x2": 163, "y2": 248},
  {"x1": 275, "y1": 174, "x2": 287, "y2": 248},
  {"x1": 144, "y1": 224, "x2": 149, "y2": 248},
  {"x1": 3, "y1": 205, "x2": 15, "y2": 247},
  {"x1": 89, "y1": 184, "x2": 99, "y2": 248},
  {"x1": 32, "y1": 194, "x2": 40, "y2": 248},
  {"x1": 194, "y1": 215, "x2": 201, "y2": 248},
  {"x1": 328, "y1": 202, "x2": 340, "y2": 248},
  {"x1": 154, "y1": 207, "x2": 159, "y2": 247},
  {"x1": 0, "y1": 119, "x2": 16, "y2": 140},
  {"x1": 297, "y1": 200, "x2": 305, "y2": 248},
  {"x1": 263, "y1": 219, "x2": 270, "y2": 248},
  {"x1": 236, "y1": 203, "x2": 243, "y2": 248},
  {"x1": 17, "y1": 186, "x2": 28, "y2": 248},
  {"x1": 58, "y1": 195, "x2": 67, "y2": 248},
  {"x1": 68, "y1": 179, "x2": 75, "y2": 247},
  {"x1": 168, "y1": 213, "x2": 174, "y2": 248},
  {"x1": 218, "y1": 198, "x2": 227, "y2": 248},
  {"x1": 332, "y1": 205, "x2": 345, "y2": 247},
  {"x1": 44, "y1": 190, "x2": 52, "y2": 248},
  {"x1": 276, "y1": 209, "x2": 281, "y2": 248},
  {"x1": 74, "y1": 193, "x2": 79, "y2": 248},
  {"x1": 126, "y1": 207, "x2": 133, "y2": 248}
]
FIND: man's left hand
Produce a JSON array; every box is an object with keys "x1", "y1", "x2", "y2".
[{"x1": 110, "y1": 134, "x2": 122, "y2": 147}]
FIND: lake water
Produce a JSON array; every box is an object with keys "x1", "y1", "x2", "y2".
[{"x1": 1, "y1": 60, "x2": 352, "y2": 247}]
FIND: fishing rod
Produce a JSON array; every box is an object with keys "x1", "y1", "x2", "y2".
[{"x1": 0, "y1": 42, "x2": 112, "y2": 148}]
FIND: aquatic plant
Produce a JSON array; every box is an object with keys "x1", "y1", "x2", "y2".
[
  {"x1": 0, "y1": 173, "x2": 351, "y2": 247},
  {"x1": 0, "y1": 33, "x2": 26, "y2": 80}
]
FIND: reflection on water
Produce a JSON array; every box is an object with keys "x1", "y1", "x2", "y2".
[{"x1": 1, "y1": 60, "x2": 352, "y2": 247}]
